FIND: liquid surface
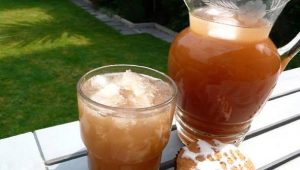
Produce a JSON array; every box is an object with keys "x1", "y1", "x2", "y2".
[
  {"x1": 190, "y1": 8, "x2": 271, "y2": 42},
  {"x1": 82, "y1": 70, "x2": 172, "y2": 108},
  {"x1": 168, "y1": 11, "x2": 281, "y2": 143},
  {"x1": 78, "y1": 71, "x2": 176, "y2": 170}
]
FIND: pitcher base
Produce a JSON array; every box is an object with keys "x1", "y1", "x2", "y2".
[{"x1": 175, "y1": 113, "x2": 249, "y2": 146}]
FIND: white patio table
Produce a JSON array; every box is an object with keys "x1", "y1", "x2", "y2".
[{"x1": 1, "y1": 68, "x2": 300, "y2": 170}]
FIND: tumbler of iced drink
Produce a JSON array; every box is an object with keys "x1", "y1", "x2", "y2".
[{"x1": 77, "y1": 65, "x2": 177, "y2": 170}]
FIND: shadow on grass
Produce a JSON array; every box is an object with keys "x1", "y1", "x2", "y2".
[
  {"x1": 0, "y1": 0, "x2": 170, "y2": 138},
  {"x1": 0, "y1": 0, "x2": 118, "y2": 47},
  {"x1": 0, "y1": 20, "x2": 87, "y2": 47}
]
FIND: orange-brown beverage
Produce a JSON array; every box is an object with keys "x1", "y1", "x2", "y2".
[
  {"x1": 168, "y1": 9, "x2": 281, "y2": 144},
  {"x1": 77, "y1": 65, "x2": 177, "y2": 170}
]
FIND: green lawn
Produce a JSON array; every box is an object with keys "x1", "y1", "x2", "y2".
[{"x1": 0, "y1": 0, "x2": 170, "y2": 138}]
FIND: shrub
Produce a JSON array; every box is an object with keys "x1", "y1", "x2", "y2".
[
  {"x1": 89, "y1": 0, "x2": 299, "y2": 46},
  {"x1": 270, "y1": 0, "x2": 300, "y2": 47}
]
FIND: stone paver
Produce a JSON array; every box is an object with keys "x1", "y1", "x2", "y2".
[
  {"x1": 71, "y1": 0, "x2": 175, "y2": 42},
  {"x1": 35, "y1": 121, "x2": 86, "y2": 165},
  {"x1": 0, "y1": 132, "x2": 45, "y2": 170},
  {"x1": 138, "y1": 27, "x2": 174, "y2": 42},
  {"x1": 95, "y1": 15, "x2": 111, "y2": 22},
  {"x1": 105, "y1": 21, "x2": 124, "y2": 27}
]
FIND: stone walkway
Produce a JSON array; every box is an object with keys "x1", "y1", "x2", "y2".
[{"x1": 71, "y1": 0, "x2": 176, "y2": 42}]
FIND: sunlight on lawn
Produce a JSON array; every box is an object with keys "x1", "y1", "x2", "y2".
[
  {"x1": 0, "y1": 8, "x2": 90, "y2": 57},
  {"x1": 0, "y1": 8, "x2": 53, "y2": 23}
]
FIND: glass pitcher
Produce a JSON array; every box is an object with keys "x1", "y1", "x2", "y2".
[{"x1": 168, "y1": 0, "x2": 300, "y2": 145}]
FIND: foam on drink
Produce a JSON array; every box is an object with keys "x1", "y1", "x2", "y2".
[{"x1": 82, "y1": 70, "x2": 172, "y2": 108}]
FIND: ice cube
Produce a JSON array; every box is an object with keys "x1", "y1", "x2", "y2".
[
  {"x1": 90, "y1": 83, "x2": 126, "y2": 107},
  {"x1": 208, "y1": 24, "x2": 238, "y2": 40},
  {"x1": 90, "y1": 75, "x2": 108, "y2": 88},
  {"x1": 121, "y1": 70, "x2": 142, "y2": 90},
  {"x1": 100, "y1": 83, "x2": 120, "y2": 97},
  {"x1": 131, "y1": 78, "x2": 159, "y2": 107},
  {"x1": 206, "y1": 7, "x2": 234, "y2": 18},
  {"x1": 121, "y1": 70, "x2": 155, "y2": 96},
  {"x1": 237, "y1": 0, "x2": 266, "y2": 26},
  {"x1": 120, "y1": 70, "x2": 157, "y2": 107},
  {"x1": 132, "y1": 83, "x2": 146, "y2": 96},
  {"x1": 131, "y1": 93, "x2": 155, "y2": 107},
  {"x1": 86, "y1": 69, "x2": 170, "y2": 108}
]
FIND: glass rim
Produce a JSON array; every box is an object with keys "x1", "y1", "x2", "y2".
[
  {"x1": 77, "y1": 64, "x2": 177, "y2": 113},
  {"x1": 187, "y1": 0, "x2": 289, "y2": 13}
]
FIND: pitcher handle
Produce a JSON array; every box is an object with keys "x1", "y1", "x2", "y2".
[{"x1": 278, "y1": 32, "x2": 300, "y2": 72}]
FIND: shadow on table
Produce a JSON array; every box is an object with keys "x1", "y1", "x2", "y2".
[{"x1": 50, "y1": 156, "x2": 88, "y2": 170}]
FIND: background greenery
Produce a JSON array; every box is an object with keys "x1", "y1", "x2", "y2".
[{"x1": 0, "y1": 0, "x2": 169, "y2": 138}]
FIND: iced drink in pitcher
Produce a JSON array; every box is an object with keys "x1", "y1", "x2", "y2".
[
  {"x1": 169, "y1": 0, "x2": 300, "y2": 144},
  {"x1": 77, "y1": 65, "x2": 177, "y2": 170}
]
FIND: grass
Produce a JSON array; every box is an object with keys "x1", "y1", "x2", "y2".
[{"x1": 0, "y1": 0, "x2": 170, "y2": 138}]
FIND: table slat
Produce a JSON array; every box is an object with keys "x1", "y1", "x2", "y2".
[
  {"x1": 240, "y1": 120, "x2": 300, "y2": 169},
  {"x1": 47, "y1": 156, "x2": 88, "y2": 170},
  {"x1": 248, "y1": 91, "x2": 300, "y2": 136},
  {"x1": 34, "y1": 121, "x2": 86, "y2": 165},
  {"x1": 274, "y1": 156, "x2": 300, "y2": 170},
  {"x1": 270, "y1": 67, "x2": 300, "y2": 99},
  {"x1": 0, "y1": 133, "x2": 45, "y2": 170}
]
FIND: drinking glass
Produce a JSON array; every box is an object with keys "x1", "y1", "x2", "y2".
[{"x1": 77, "y1": 65, "x2": 177, "y2": 170}]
